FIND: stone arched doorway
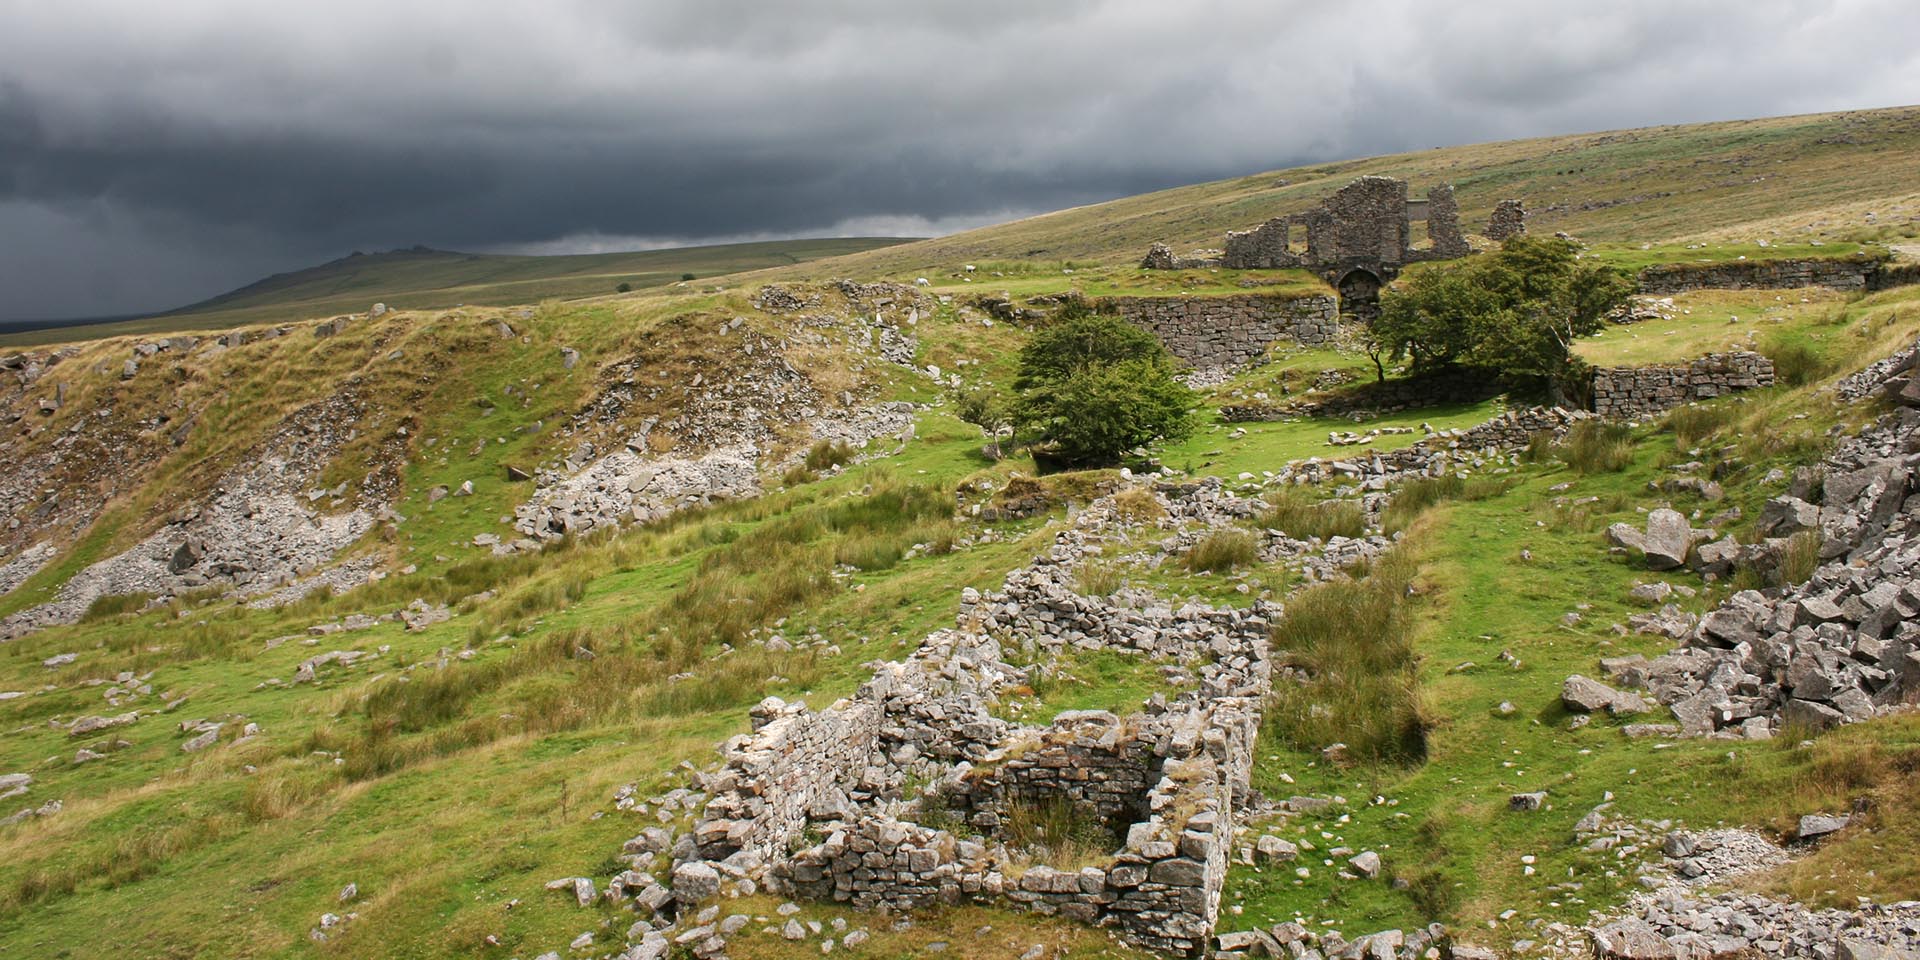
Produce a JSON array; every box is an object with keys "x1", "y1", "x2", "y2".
[{"x1": 1336, "y1": 268, "x2": 1383, "y2": 324}]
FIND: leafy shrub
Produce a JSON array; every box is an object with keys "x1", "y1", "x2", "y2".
[
  {"x1": 1012, "y1": 309, "x2": 1196, "y2": 467},
  {"x1": 615, "y1": 281, "x2": 633, "y2": 293}
]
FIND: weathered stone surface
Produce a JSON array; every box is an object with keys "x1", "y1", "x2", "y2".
[{"x1": 1592, "y1": 917, "x2": 1679, "y2": 959}]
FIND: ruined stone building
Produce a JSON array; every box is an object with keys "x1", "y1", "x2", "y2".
[{"x1": 1142, "y1": 176, "x2": 1526, "y2": 320}]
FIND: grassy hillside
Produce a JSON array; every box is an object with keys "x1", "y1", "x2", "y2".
[
  {"x1": 5, "y1": 106, "x2": 1920, "y2": 960},
  {"x1": 0, "y1": 238, "x2": 914, "y2": 348},
  {"x1": 743, "y1": 105, "x2": 1920, "y2": 284}
]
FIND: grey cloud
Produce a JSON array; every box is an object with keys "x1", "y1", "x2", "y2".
[{"x1": 2, "y1": 0, "x2": 1918, "y2": 319}]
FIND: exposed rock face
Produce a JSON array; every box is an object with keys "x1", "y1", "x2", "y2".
[
  {"x1": 1605, "y1": 355, "x2": 1920, "y2": 739},
  {"x1": 0, "y1": 393, "x2": 391, "y2": 639}
]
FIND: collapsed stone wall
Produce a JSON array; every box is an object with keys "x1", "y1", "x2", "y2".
[
  {"x1": 1485, "y1": 198, "x2": 1527, "y2": 241},
  {"x1": 1599, "y1": 351, "x2": 1920, "y2": 739},
  {"x1": 1101, "y1": 293, "x2": 1339, "y2": 369},
  {"x1": 1635, "y1": 256, "x2": 1886, "y2": 294},
  {"x1": 1590, "y1": 351, "x2": 1776, "y2": 419},
  {"x1": 669, "y1": 479, "x2": 1290, "y2": 956}
]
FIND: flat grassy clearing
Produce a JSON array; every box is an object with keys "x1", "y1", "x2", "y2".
[{"x1": 1575, "y1": 288, "x2": 1851, "y2": 367}]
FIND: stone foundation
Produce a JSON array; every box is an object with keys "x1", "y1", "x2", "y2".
[
  {"x1": 1590, "y1": 351, "x2": 1775, "y2": 420},
  {"x1": 1101, "y1": 293, "x2": 1339, "y2": 369}
]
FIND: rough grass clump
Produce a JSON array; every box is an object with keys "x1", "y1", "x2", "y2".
[
  {"x1": 803, "y1": 438, "x2": 857, "y2": 472},
  {"x1": 1186, "y1": 529, "x2": 1258, "y2": 574},
  {"x1": 1258, "y1": 489, "x2": 1364, "y2": 541},
  {"x1": 1380, "y1": 475, "x2": 1509, "y2": 534},
  {"x1": 80, "y1": 592, "x2": 155, "y2": 622},
  {"x1": 1001, "y1": 797, "x2": 1117, "y2": 871},
  {"x1": 1554, "y1": 420, "x2": 1636, "y2": 474},
  {"x1": 1074, "y1": 559, "x2": 1125, "y2": 598},
  {"x1": 1762, "y1": 335, "x2": 1842, "y2": 387},
  {"x1": 1262, "y1": 547, "x2": 1427, "y2": 765},
  {"x1": 1111, "y1": 487, "x2": 1166, "y2": 525},
  {"x1": 1662, "y1": 402, "x2": 1741, "y2": 447}
]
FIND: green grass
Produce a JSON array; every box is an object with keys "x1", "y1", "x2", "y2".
[
  {"x1": 1573, "y1": 287, "x2": 1852, "y2": 368},
  {"x1": 8, "y1": 108, "x2": 1920, "y2": 960}
]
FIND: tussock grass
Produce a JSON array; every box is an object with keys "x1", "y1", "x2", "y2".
[
  {"x1": 1381, "y1": 475, "x2": 1509, "y2": 534},
  {"x1": 804, "y1": 439, "x2": 857, "y2": 472},
  {"x1": 1661, "y1": 402, "x2": 1741, "y2": 447},
  {"x1": 1762, "y1": 334, "x2": 1843, "y2": 388},
  {"x1": 80, "y1": 592, "x2": 154, "y2": 622},
  {"x1": 1262, "y1": 547, "x2": 1428, "y2": 766},
  {"x1": 1001, "y1": 797, "x2": 1118, "y2": 871},
  {"x1": 1186, "y1": 529, "x2": 1258, "y2": 574},
  {"x1": 1550, "y1": 421, "x2": 1636, "y2": 474},
  {"x1": 1258, "y1": 489, "x2": 1365, "y2": 541},
  {"x1": 1074, "y1": 559, "x2": 1125, "y2": 598},
  {"x1": 1111, "y1": 487, "x2": 1166, "y2": 525}
]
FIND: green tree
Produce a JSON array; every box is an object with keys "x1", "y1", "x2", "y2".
[
  {"x1": 615, "y1": 281, "x2": 633, "y2": 293},
  {"x1": 950, "y1": 383, "x2": 1011, "y2": 459},
  {"x1": 1011, "y1": 309, "x2": 1197, "y2": 467},
  {"x1": 1374, "y1": 235, "x2": 1634, "y2": 404}
]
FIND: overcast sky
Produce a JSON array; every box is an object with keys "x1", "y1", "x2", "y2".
[{"x1": 3, "y1": 0, "x2": 1918, "y2": 321}]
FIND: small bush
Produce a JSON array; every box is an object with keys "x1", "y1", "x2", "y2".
[
  {"x1": 615, "y1": 281, "x2": 632, "y2": 293},
  {"x1": 1258, "y1": 489, "x2": 1365, "y2": 540},
  {"x1": 1186, "y1": 529, "x2": 1258, "y2": 574},
  {"x1": 1556, "y1": 421, "x2": 1635, "y2": 474},
  {"x1": 680, "y1": 272, "x2": 696, "y2": 281}
]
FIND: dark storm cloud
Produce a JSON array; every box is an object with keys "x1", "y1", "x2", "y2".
[{"x1": 3, "y1": 0, "x2": 1918, "y2": 319}]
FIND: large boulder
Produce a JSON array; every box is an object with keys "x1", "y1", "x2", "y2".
[
  {"x1": 1758, "y1": 496, "x2": 1821, "y2": 537},
  {"x1": 1642, "y1": 509, "x2": 1696, "y2": 570}
]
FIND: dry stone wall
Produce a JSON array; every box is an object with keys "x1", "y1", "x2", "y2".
[
  {"x1": 1636, "y1": 256, "x2": 1884, "y2": 294},
  {"x1": 1102, "y1": 293, "x2": 1338, "y2": 369},
  {"x1": 1591, "y1": 351, "x2": 1775, "y2": 420}
]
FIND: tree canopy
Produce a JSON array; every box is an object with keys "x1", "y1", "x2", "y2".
[
  {"x1": 1010, "y1": 309, "x2": 1197, "y2": 467},
  {"x1": 1373, "y1": 235, "x2": 1635, "y2": 403}
]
